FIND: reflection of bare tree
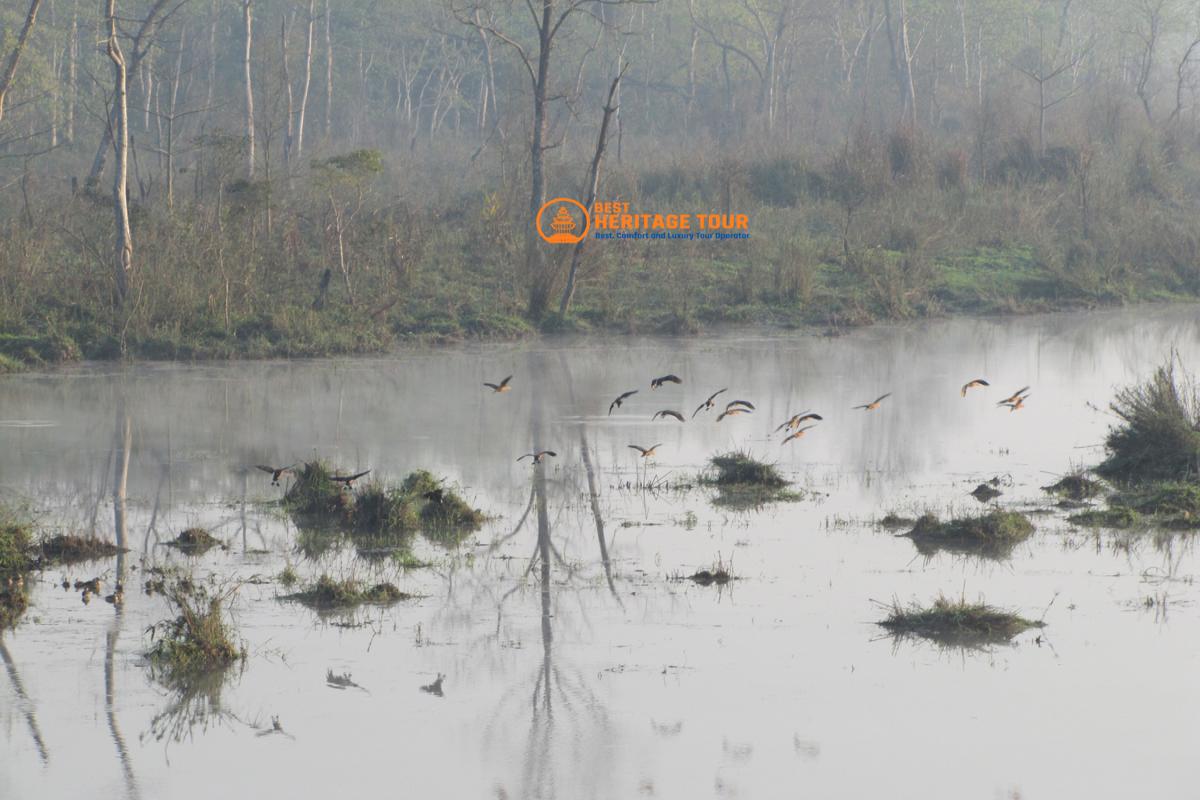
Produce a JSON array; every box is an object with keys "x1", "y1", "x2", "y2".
[
  {"x1": 486, "y1": 351, "x2": 618, "y2": 799},
  {"x1": 0, "y1": 639, "x2": 48, "y2": 763},
  {"x1": 107, "y1": 391, "x2": 140, "y2": 797},
  {"x1": 105, "y1": 627, "x2": 139, "y2": 797},
  {"x1": 559, "y1": 352, "x2": 621, "y2": 602}
]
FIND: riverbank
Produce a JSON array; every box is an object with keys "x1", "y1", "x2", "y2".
[{"x1": 2, "y1": 246, "x2": 1195, "y2": 373}]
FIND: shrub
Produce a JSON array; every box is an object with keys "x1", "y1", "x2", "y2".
[
  {"x1": 1097, "y1": 358, "x2": 1200, "y2": 482},
  {"x1": 147, "y1": 580, "x2": 245, "y2": 679}
]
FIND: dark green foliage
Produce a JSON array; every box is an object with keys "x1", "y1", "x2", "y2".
[{"x1": 1097, "y1": 360, "x2": 1200, "y2": 483}]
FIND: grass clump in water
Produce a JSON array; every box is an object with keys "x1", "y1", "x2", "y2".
[
  {"x1": 1042, "y1": 471, "x2": 1103, "y2": 500},
  {"x1": 970, "y1": 483, "x2": 1002, "y2": 502},
  {"x1": 1111, "y1": 481, "x2": 1200, "y2": 517},
  {"x1": 416, "y1": 487, "x2": 485, "y2": 541},
  {"x1": 679, "y1": 554, "x2": 736, "y2": 586},
  {"x1": 284, "y1": 462, "x2": 482, "y2": 542},
  {"x1": 281, "y1": 574, "x2": 412, "y2": 610},
  {"x1": 706, "y1": 451, "x2": 788, "y2": 488},
  {"x1": 1097, "y1": 358, "x2": 1200, "y2": 483},
  {"x1": 38, "y1": 534, "x2": 125, "y2": 565},
  {"x1": 904, "y1": 510, "x2": 1034, "y2": 558},
  {"x1": 284, "y1": 461, "x2": 350, "y2": 517},
  {"x1": 703, "y1": 450, "x2": 801, "y2": 508},
  {"x1": 1067, "y1": 507, "x2": 1140, "y2": 528},
  {"x1": 0, "y1": 510, "x2": 34, "y2": 629},
  {"x1": 878, "y1": 594, "x2": 1044, "y2": 647},
  {"x1": 352, "y1": 483, "x2": 419, "y2": 536},
  {"x1": 167, "y1": 528, "x2": 223, "y2": 554},
  {"x1": 278, "y1": 562, "x2": 300, "y2": 587},
  {"x1": 147, "y1": 579, "x2": 245, "y2": 680}
]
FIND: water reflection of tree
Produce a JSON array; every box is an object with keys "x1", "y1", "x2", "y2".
[
  {"x1": 0, "y1": 639, "x2": 48, "y2": 763},
  {"x1": 107, "y1": 392, "x2": 140, "y2": 798},
  {"x1": 479, "y1": 351, "x2": 623, "y2": 799}
]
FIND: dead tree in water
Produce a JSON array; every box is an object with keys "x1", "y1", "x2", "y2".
[
  {"x1": 559, "y1": 66, "x2": 626, "y2": 317},
  {"x1": 0, "y1": 0, "x2": 44, "y2": 125}
]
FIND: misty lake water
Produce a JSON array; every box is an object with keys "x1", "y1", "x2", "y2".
[{"x1": 2, "y1": 307, "x2": 1198, "y2": 799}]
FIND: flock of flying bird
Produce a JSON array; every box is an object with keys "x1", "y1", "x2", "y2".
[
  {"x1": 483, "y1": 373, "x2": 1034, "y2": 466},
  {"x1": 252, "y1": 374, "x2": 1032, "y2": 483}
]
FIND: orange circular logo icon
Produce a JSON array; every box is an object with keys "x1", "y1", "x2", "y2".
[{"x1": 536, "y1": 197, "x2": 590, "y2": 244}]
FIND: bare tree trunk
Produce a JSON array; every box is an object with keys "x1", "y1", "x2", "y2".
[
  {"x1": 0, "y1": 0, "x2": 45, "y2": 125},
  {"x1": 524, "y1": 6, "x2": 552, "y2": 317},
  {"x1": 958, "y1": 0, "x2": 970, "y2": 88},
  {"x1": 66, "y1": 0, "x2": 77, "y2": 141},
  {"x1": 86, "y1": 0, "x2": 171, "y2": 188},
  {"x1": 105, "y1": 0, "x2": 132, "y2": 313},
  {"x1": 1169, "y1": 37, "x2": 1200, "y2": 124},
  {"x1": 296, "y1": 0, "x2": 314, "y2": 155},
  {"x1": 281, "y1": 13, "x2": 294, "y2": 171},
  {"x1": 323, "y1": 0, "x2": 332, "y2": 140},
  {"x1": 883, "y1": 0, "x2": 917, "y2": 127},
  {"x1": 166, "y1": 24, "x2": 185, "y2": 210},
  {"x1": 49, "y1": 0, "x2": 59, "y2": 147},
  {"x1": 242, "y1": 0, "x2": 255, "y2": 178},
  {"x1": 896, "y1": 0, "x2": 917, "y2": 127},
  {"x1": 474, "y1": 13, "x2": 499, "y2": 134},
  {"x1": 559, "y1": 67, "x2": 624, "y2": 317},
  {"x1": 205, "y1": 0, "x2": 217, "y2": 110}
]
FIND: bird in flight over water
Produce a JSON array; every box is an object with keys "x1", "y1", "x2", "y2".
[
  {"x1": 255, "y1": 463, "x2": 297, "y2": 486},
  {"x1": 961, "y1": 378, "x2": 990, "y2": 397},
  {"x1": 651, "y1": 374, "x2": 682, "y2": 389},
  {"x1": 853, "y1": 393, "x2": 892, "y2": 411},
  {"x1": 609, "y1": 389, "x2": 638, "y2": 414},
  {"x1": 484, "y1": 375, "x2": 513, "y2": 393},
  {"x1": 782, "y1": 425, "x2": 816, "y2": 444},
  {"x1": 998, "y1": 386, "x2": 1030, "y2": 406},
  {"x1": 692, "y1": 388, "x2": 728, "y2": 418},
  {"x1": 517, "y1": 450, "x2": 557, "y2": 463},
  {"x1": 628, "y1": 443, "x2": 662, "y2": 458},
  {"x1": 653, "y1": 409, "x2": 685, "y2": 422},
  {"x1": 775, "y1": 412, "x2": 823, "y2": 432}
]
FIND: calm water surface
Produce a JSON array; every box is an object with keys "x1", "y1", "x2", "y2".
[{"x1": 1, "y1": 307, "x2": 1198, "y2": 799}]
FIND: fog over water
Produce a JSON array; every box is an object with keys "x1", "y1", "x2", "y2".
[{"x1": 1, "y1": 307, "x2": 1199, "y2": 799}]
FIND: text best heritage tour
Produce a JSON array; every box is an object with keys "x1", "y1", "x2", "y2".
[{"x1": 591, "y1": 201, "x2": 749, "y2": 240}]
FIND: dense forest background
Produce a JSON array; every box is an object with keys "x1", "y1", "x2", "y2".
[{"x1": 2, "y1": 0, "x2": 1200, "y2": 366}]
